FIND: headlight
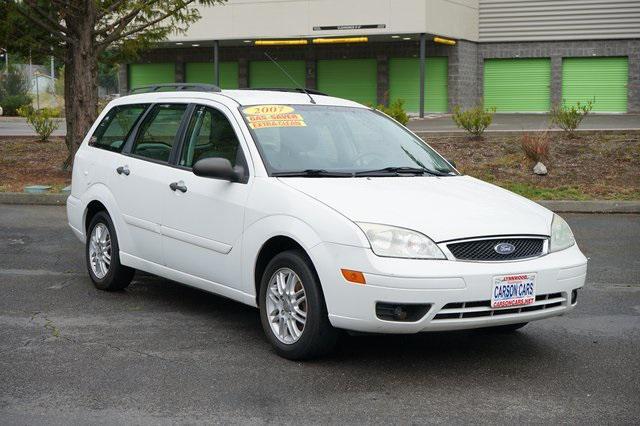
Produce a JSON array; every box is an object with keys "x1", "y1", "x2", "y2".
[
  {"x1": 356, "y1": 223, "x2": 445, "y2": 259},
  {"x1": 549, "y1": 214, "x2": 576, "y2": 253}
]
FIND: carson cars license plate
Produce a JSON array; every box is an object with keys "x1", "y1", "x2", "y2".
[{"x1": 491, "y1": 274, "x2": 536, "y2": 308}]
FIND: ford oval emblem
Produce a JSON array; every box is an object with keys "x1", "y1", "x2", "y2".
[{"x1": 494, "y1": 242, "x2": 516, "y2": 255}]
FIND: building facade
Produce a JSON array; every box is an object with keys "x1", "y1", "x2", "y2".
[{"x1": 120, "y1": 0, "x2": 640, "y2": 113}]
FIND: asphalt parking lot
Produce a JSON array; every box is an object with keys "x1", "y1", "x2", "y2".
[{"x1": 1, "y1": 205, "x2": 639, "y2": 424}]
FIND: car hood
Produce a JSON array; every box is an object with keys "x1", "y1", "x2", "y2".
[{"x1": 279, "y1": 175, "x2": 552, "y2": 242}]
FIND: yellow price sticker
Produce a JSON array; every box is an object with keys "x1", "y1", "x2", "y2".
[{"x1": 243, "y1": 105, "x2": 295, "y2": 115}]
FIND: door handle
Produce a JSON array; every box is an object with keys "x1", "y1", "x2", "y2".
[
  {"x1": 116, "y1": 166, "x2": 130, "y2": 176},
  {"x1": 169, "y1": 181, "x2": 187, "y2": 193}
]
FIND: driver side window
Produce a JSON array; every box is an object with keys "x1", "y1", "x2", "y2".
[{"x1": 179, "y1": 105, "x2": 243, "y2": 168}]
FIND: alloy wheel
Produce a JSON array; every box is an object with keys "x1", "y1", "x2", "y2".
[
  {"x1": 265, "y1": 267, "x2": 307, "y2": 344},
  {"x1": 89, "y1": 223, "x2": 111, "y2": 279}
]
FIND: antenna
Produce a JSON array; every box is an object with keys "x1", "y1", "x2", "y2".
[{"x1": 264, "y1": 52, "x2": 316, "y2": 104}]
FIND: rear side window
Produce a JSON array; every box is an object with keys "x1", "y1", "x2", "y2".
[
  {"x1": 90, "y1": 104, "x2": 148, "y2": 152},
  {"x1": 131, "y1": 104, "x2": 188, "y2": 163}
]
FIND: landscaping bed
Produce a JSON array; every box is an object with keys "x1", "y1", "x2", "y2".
[
  {"x1": 0, "y1": 131, "x2": 638, "y2": 200},
  {"x1": 0, "y1": 137, "x2": 70, "y2": 193},
  {"x1": 422, "y1": 130, "x2": 640, "y2": 200}
]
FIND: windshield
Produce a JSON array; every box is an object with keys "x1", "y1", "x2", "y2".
[{"x1": 241, "y1": 105, "x2": 456, "y2": 176}]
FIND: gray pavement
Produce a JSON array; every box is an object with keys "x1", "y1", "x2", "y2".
[
  {"x1": 0, "y1": 205, "x2": 639, "y2": 424},
  {"x1": 1, "y1": 113, "x2": 639, "y2": 137}
]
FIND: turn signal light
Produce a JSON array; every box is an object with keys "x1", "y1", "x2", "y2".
[{"x1": 341, "y1": 269, "x2": 366, "y2": 285}]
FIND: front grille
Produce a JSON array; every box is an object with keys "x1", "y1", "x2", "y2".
[
  {"x1": 447, "y1": 238, "x2": 545, "y2": 261},
  {"x1": 432, "y1": 292, "x2": 565, "y2": 321}
]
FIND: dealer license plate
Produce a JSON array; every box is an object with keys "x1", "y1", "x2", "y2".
[{"x1": 491, "y1": 274, "x2": 536, "y2": 308}]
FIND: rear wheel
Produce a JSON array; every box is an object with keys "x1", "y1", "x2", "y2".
[
  {"x1": 86, "y1": 211, "x2": 134, "y2": 291},
  {"x1": 259, "y1": 250, "x2": 338, "y2": 360}
]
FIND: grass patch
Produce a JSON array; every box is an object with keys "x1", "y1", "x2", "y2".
[{"x1": 498, "y1": 183, "x2": 590, "y2": 200}]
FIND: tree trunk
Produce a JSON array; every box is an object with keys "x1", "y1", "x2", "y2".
[{"x1": 62, "y1": 4, "x2": 98, "y2": 170}]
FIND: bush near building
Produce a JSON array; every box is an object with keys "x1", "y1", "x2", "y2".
[
  {"x1": 452, "y1": 105, "x2": 496, "y2": 138},
  {"x1": 550, "y1": 100, "x2": 594, "y2": 137},
  {"x1": 376, "y1": 99, "x2": 409, "y2": 125}
]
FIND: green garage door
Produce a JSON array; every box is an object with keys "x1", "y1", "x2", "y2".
[
  {"x1": 185, "y1": 62, "x2": 239, "y2": 89},
  {"x1": 562, "y1": 57, "x2": 628, "y2": 112},
  {"x1": 129, "y1": 63, "x2": 175, "y2": 89},
  {"x1": 389, "y1": 57, "x2": 448, "y2": 113},
  {"x1": 484, "y1": 58, "x2": 551, "y2": 112},
  {"x1": 249, "y1": 60, "x2": 306, "y2": 89},
  {"x1": 317, "y1": 59, "x2": 377, "y2": 105}
]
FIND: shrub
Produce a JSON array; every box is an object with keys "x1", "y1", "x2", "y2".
[
  {"x1": 18, "y1": 106, "x2": 61, "y2": 142},
  {"x1": 452, "y1": 105, "x2": 496, "y2": 137},
  {"x1": 1, "y1": 94, "x2": 32, "y2": 116},
  {"x1": 376, "y1": 99, "x2": 410, "y2": 125},
  {"x1": 0, "y1": 65, "x2": 32, "y2": 116},
  {"x1": 521, "y1": 132, "x2": 550, "y2": 163},
  {"x1": 550, "y1": 99, "x2": 593, "y2": 136}
]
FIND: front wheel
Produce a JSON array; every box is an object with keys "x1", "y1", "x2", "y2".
[{"x1": 259, "y1": 250, "x2": 338, "y2": 360}]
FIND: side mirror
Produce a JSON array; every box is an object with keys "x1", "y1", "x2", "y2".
[{"x1": 193, "y1": 157, "x2": 244, "y2": 182}]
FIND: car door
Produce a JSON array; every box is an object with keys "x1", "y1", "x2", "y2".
[
  {"x1": 161, "y1": 102, "x2": 252, "y2": 290},
  {"x1": 110, "y1": 102, "x2": 190, "y2": 266}
]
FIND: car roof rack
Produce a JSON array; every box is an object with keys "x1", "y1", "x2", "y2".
[
  {"x1": 128, "y1": 83, "x2": 222, "y2": 95},
  {"x1": 238, "y1": 87, "x2": 328, "y2": 96}
]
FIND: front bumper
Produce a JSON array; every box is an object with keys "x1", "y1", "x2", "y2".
[{"x1": 310, "y1": 242, "x2": 587, "y2": 333}]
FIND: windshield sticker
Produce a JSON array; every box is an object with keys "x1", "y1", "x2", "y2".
[
  {"x1": 243, "y1": 105, "x2": 306, "y2": 128},
  {"x1": 243, "y1": 105, "x2": 294, "y2": 115}
]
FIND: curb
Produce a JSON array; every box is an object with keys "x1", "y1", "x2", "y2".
[
  {"x1": 0, "y1": 192, "x2": 638, "y2": 213},
  {"x1": 0, "y1": 192, "x2": 67, "y2": 206}
]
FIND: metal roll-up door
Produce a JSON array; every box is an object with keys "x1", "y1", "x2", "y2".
[
  {"x1": 185, "y1": 62, "x2": 239, "y2": 89},
  {"x1": 128, "y1": 63, "x2": 175, "y2": 89},
  {"x1": 389, "y1": 57, "x2": 448, "y2": 113},
  {"x1": 249, "y1": 60, "x2": 306, "y2": 89},
  {"x1": 317, "y1": 59, "x2": 377, "y2": 105},
  {"x1": 562, "y1": 57, "x2": 628, "y2": 113},
  {"x1": 484, "y1": 58, "x2": 551, "y2": 112}
]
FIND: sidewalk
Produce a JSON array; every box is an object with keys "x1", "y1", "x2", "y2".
[
  {"x1": 1, "y1": 113, "x2": 639, "y2": 137},
  {"x1": 0, "y1": 117, "x2": 66, "y2": 137},
  {"x1": 407, "y1": 113, "x2": 640, "y2": 133}
]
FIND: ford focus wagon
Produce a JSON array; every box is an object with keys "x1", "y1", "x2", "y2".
[{"x1": 67, "y1": 85, "x2": 587, "y2": 359}]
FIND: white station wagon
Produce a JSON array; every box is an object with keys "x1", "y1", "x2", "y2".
[{"x1": 67, "y1": 84, "x2": 587, "y2": 359}]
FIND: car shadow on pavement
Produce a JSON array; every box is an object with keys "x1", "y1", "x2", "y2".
[{"x1": 122, "y1": 272, "x2": 557, "y2": 372}]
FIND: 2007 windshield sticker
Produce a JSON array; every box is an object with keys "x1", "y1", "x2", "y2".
[{"x1": 243, "y1": 105, "x2": 306, "y2": 129}]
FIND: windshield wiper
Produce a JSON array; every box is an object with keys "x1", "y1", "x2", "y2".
[
  {"x1": 354, "y1": 166, "x2": 450, "y2": 177},
  {"x1": 272, "y1": 169, "x2": 353, "y2": 177}
]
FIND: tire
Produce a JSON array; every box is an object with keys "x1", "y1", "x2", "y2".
[
  {"x1": 86, "y1": 211, "x2": 134, "y2": 291},
  {"x1": 259, "y1": 249, "x2": 339, "y2": 360},
  {"x1": 482, "y1": 322, "x2": 528, "y2": 333}
]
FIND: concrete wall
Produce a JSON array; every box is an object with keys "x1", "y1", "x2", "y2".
[
  {"x1": 170, "y1": 0, "x2": 479, "y2": 42},
  {"x1": 479, "y1": 0, "x2": 640, "y2": 42}
]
